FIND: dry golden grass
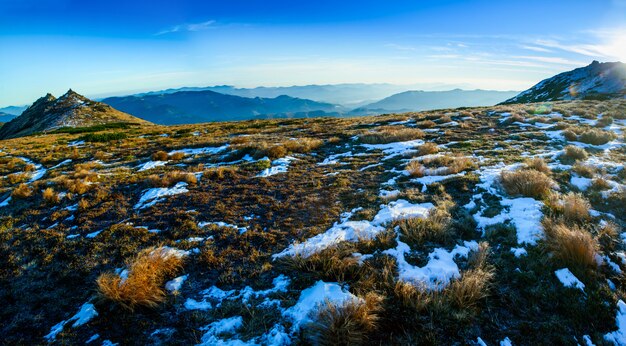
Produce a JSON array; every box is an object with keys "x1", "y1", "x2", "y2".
[
  {"x1": 11, "y1": 183, "x2": 33, "y2": 199},
  {"x1": 578, "y1": 128, "x2": 617, "y2": 145},
  {"x1": 405, "y1": 161, "x2": 425, "y2": 177},
  {"x1": 560, "y1": 193, "x2": 591, "y2": 224},
  {"x1": 543, "y1": 220, "x2": 598, "y2": 271},
  {"x1": 168, "y1": 151, "x2": 186, "y2": 161},
  {"x1": 152, "y1": 150, "x2": 169, "y2": 161},
  {"x1": 590, "y1": 178, "x2": 612, "y2": 191},
  {"x1": 447, "y1": 267, "x2": 494, "y2": 310},
  {"x1": 147, "y1": 171, "x2": 197, "y2": 187},
  {"x1": 596, "y1": 116, "x2": 614, "y2": 128},
  {"x1": 525, "y1": 157, "x2": 551, "y2": 175},
  {"x1": 283, "y1": 138, "x2": 324, "y2": 153},
  {"x1": 572, "y1": 163, "x2": 595, "y2": 178},
  {"x1": 266, "y1": 145, "x2": 287, "y2": 159},
  {"x1": 7, "y1": 172, "x2": 29, "y2": 185},
  {"x1": 360, "y1": 127, "x2": 424, "y2": 144},
  {"x1": 563, "y1": 129, "x2": 578, "y2": 141},
  {"x1": 97, "y1": 247, "x2": 184, "y2": 311},
  {"x1": 421, "y1": 155, "x2": 476, "y2": 175},
  {"x1": 597, "y1": 222, "x2": 620, "y2": 252},
  {"x1": 398, "y1": 207, "x2": 452, "y2": 246},
  {"x1": 500, "y1": 169, "x2": 554, "y2": 199},
  {"x1": 416, "y1": 142, "x2": 439, "y2": 156},
  {"x1": 42, "y1": 187, "x2": 60, "y2": 204},
  {"x1": 562, "y1": 145, "x2": 588, "y2": 162},
  {"x1": 307, "y1": 292, "x2": 382, "y2": 346}
]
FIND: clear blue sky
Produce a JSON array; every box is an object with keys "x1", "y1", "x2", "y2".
[{"x1": 1, "y1": 0, "x2": 626, "y2": 106}]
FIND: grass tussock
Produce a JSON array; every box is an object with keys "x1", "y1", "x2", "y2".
[
  {"x1": 561, "y1": 145, "x2": 588, "y2": 162},
  {"x1": 147, "y1": 171, "x2": 197, "y2": 187},
  {"x1": 405, "y1": 161, "x2": 425, "y2": 177},
  {"x1": 524, "y1": 157, "x2": 551, "y2": 175},
  {"x1": 42, "y1": 187, "x2": 60, "y2": 204},
  {"x1": 360, "y1": 127, "x2": 424, "y2": 144},
  {"x1": 398, "y1": 207, "x2": 452, "y2": 246},
  {"x1": 500, "y1": 169, "x2": 553, "y2": 199},
  {"x1": 543, "y1": 220, "x2": 598, "y2": 272},
  {"x1": 11, "y1": 183, "x2": 33, "y2": 199},
  {"x1": 97, "y1": 247, "x2": 184, "y2": 311},
  {"x1": 560, "y1": 193, "x2": 591, "y2": 224},
  {"x1": 578, "y1": 128, "x2": 617, "y2": 145},
  {"x1": 572, "y1": 163, "x2": 595, "y2": 178},
  {"x1": 416, "y1": 142, "x2": 439, "y2": 156},
  {"x1": 307, "y1": 292, "x2": 382, "y2": 346}
]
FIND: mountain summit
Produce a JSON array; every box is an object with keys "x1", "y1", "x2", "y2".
[
  {"x1": 502, "y1": 61, "x2": 626, "y2": 104},
  {"x1": 0, "y1": 90, "x2": 150, "y2": 139}
]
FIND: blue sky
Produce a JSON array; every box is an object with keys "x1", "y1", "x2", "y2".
[{"x1": 1, "y1": 0, "x2": 626, "y2": 106}]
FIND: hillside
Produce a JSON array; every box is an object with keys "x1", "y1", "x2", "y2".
[
  {"x1": 0, "y1": 99, "x2": 625, "y2": 345},
  {"x1": 503, "y1": 61, "x2": 626, "y2": 104},
  {"x1": 351, "y1": 89, "x2": 519, "y2": 115},
  {"x1": 102, "y1": 90, "x2": 343, "y2": 124},
  {"x1": 0, "y1": 90, "x2": 150, "y2": 140}
]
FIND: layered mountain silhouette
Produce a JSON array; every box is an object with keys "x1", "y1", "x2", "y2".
[
  {"x1": 502, "y1": 61, "x2": 626, "y2": 104},
  {"x1": 102, "y1": 90, "x2": 342, "y2": 125},
  {"x1": 0, "y1": 90, "x2": 150, "y2": 139},
  {"x1": 350, "y1": 89, "x2": 518, "y2": 115}
]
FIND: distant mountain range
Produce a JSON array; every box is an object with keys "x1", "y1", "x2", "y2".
[
  {"x1": 350, "y1": 89, "x2": 519, "y2": 115},
  {"x1": 102, "y1": 91, "x2": 342, "y2": 125},
  {"x1": 0, "y1": 105, "x2": 28, "y2": 120},
  {"x1": 131, "y1": 83, "x2": 471, "y2": 108},
  {"x1": 502, "y1": 61, "x2": 626, "y2": 104},
  {"x1": 0, "y1": 90, "x2": 149, "y2": 139},
  {"x1": 3, "y1": 61, "x2": 624, "y2": 134}
]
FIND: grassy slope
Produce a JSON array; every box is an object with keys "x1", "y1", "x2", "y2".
[{"x1": 0, "y1": 99, "x2": 624, "y2": 345}]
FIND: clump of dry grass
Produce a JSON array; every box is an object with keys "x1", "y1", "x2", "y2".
[
  {"x1": 398, "y1": 207, "x2": 452, "y2": 246},
  {"x1": 306, "y1": 292, "x2": 382, "y2": 346},
  {"x1": 500, "y1": 169, "x2": 554, "y2": 199},
  {"x1": 596, "y1": 116, "x2": 614, "y2": 128},
  {"x1": 525, "y1": 157, "x2": 551, "y2": 175},
  {"x1": 502, "y1": 113, "x2": 525, "y2": 125},
  {"x1": 597, "y1": 222, "x2": 620, "y2": 252},
  {"x1": 590, "y1": 178, "x2": 611, "y2": 191},
  {"x1": 360, "y1": 127, "x2": 424, "y2": 144},
  {"x1": 405, "y1": 161, "x2": 425, "y2": 177},
  {"x1": 6, "y1": 172, "x2": 29, "y2": 185},
  {"x1": 578, "y1": 128, "x2": 616, "y2": 145},
  {"x1": 421, "y1": 155, "x2": 476, "y2": 175},
  {"x1": 447, "y1": 242, "x2": 494, "y2": 310},
  {"x1": 11, "y1": 183, "x2": 33, "y2": 199},
  {"x1": 416, "y1": 142, "x2": 439, "y2": 156},
  {"x1": 147, "y1": 171, "x2": 197, "y2": 187},
  {"x1": 543, "y1": 220, "x2": 598, "y2": 271},
  {"x1": 561, "y1": 145, "x2": 588, "y2": 162},
  {"x1": 416, "y1": 120, "x2": 436, "y2": 128},
  {"x1": 168, "y1": 151, "x2": 186, "y2": 161},
  {"x1": 97, "y1": 247, "x2": 184, "y2": 311},
  {"x1": 563, "y1": 129, "x2": 578, "y2": 141},
  {"x1": 572, "y1": 163, "x2": 595, "y2": 178},
  {"x1": 152, "y1": 150, "x2": 169, "y2": 161},
  {"x1": 266, "y1": 145, "x2": 287, "y2": 159},
  {"x1": 42, "y1": 187, "x2": 60, "y2": 204},
  {"x1": 283, "y1": 138, "x2": 324, "y2": 153},
  {"x1": 560, "y1": 193, "x2": 590, "y2": 224},
  {"x1": 447, "y1": 267, "x2": 494, "y2": 310}
]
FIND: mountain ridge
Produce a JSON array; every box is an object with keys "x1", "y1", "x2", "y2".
[
  {"x1": 102, "y1": 90, "x2": 343, "y2": 125},
  {"x1": 502, "y1": 61, "x2": 626, "y2": 104},
  {"x1": 0, "y1": 90, "x2": 150, "y2": 139}
]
